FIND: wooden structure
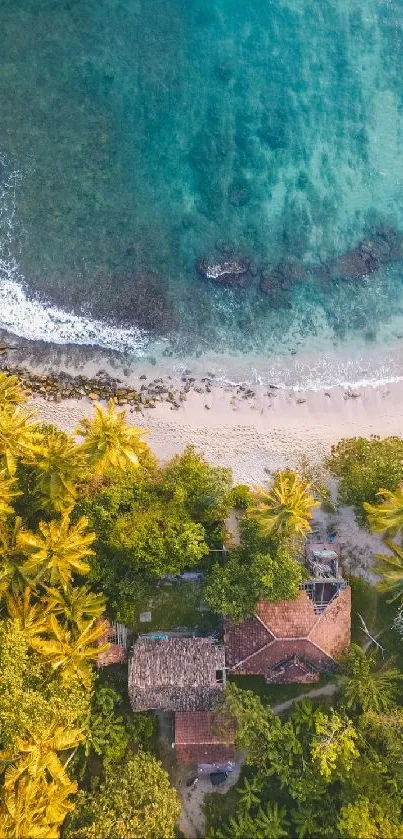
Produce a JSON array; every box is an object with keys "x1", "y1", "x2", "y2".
[
  {"x1": 128, "y1": 636, "x2": 226, "y2": 712},
  {"x1": 97, "y1": 619, "x2": 129, "y2": 668}
]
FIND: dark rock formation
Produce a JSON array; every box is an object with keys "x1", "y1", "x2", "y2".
[
  {"x1": 260, "y1": 261, "x2": 304, "y2": 299},
  {"x1": 196, "y1": 257, "x2": 251, "y2": 287},
  {"x1": 312, "y1": 228, "x2": 403, "y2": 283}
]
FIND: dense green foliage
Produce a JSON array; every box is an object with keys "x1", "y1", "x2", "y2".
[
  {"x1": 204, "y1": 518, "x2": 303, "y2": 621},
  {"x1": 327, "y1": 436, "x2": 403, "y2": 517},
  {"x1": 207, "y1": 682, "x2": 403, "y2": 838},
  {"x1": 4, "y1": 374, "x2": 403, "y2": 839},
  {"x1": 0, "y1": 383, "x2": 181, "y2": 838},
  {"x1": 64, "y1": 752, "x2": 181, "y2": 839}
]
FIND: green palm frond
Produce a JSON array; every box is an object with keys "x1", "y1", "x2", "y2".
[
  {"x1": 31, "y1": 616, "x2": 109, "y2": 688},
  {"x1": 248, "y1": 469, "x2": 318, "y2": 539},
  {"x1": 0, "y1": 405, "x2": 39, "y2": 475},
  {"x1": 42, "y1": 583, "x2": 105, "y2": 631},
  {"x1": 33, "y1": 431, "x2": 85, "y2": 512},
  {"x1": 374, "y1": 540, "x2": 403, "y2": 602},
  {"x1": 364, "y1": 485, "x2": 403, "y2": 537},
  {"x1": 77, "y1": 400, "x2": 149, "y2": 475},
  {"x1": 18, "y1": 514, "x2": 95, "y2": 587}
]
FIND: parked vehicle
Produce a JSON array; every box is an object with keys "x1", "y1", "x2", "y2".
[{"x1": 209, "y1": 771, "x2": 228, "y2": 786}]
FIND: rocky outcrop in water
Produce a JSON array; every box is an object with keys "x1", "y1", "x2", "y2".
[
  {"x1": 260, "y1": 261, "x2": 304, "y2": 299},
  {"x1": 197, "y1": 225, "x2": 403, "y2": 301},
  {"x1": 196, "y1": 257, "x2": 251, "y2": 287},
  {"x1": 312, "y1": 227, "x2": 403, "y2": 283}
]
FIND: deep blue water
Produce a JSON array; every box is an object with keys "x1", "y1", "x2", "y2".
[{"x1": 2, "y1": 0, "x2": 403, "y2": 382}]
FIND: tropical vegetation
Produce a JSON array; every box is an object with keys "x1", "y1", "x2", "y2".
[{"x1": 2, "y1": 375, "x2": 403, "y2": 839}]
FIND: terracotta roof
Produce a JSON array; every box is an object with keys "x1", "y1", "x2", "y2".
[
  {"x1": 175, "y1": 711, "x2": 235, "y2": 765},
  {"x1": 224, "y1": 615, "x2": 274, "y2": 669},
  {"x1": 256, "y1": 592, "x2": 317, "y2": 638},
  {"x1": 128, "y1": 637, "x2": 225, "y2": 711},
  {"x1": 225, "y1": 587, "x2": 351, "y2": 681}
]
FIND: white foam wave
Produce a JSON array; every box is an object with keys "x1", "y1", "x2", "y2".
[{"x1": 0, "y1": 264, "x2": 150, "y2": 354}]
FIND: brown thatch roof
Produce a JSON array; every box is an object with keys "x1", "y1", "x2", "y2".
[{"x1": 128, "y1": 637, "x2": 225, "y2": 712}]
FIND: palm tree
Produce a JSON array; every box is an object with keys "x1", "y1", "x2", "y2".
[
  {"x1": 0, "y1": 404, "x2": 39, "y2": 475},
  {"x1": 0, "y1": 517, "x2": 26, "y2": 599},
  {"x1": 248, "y1": 469, "x2": 318, "y2": 540},
  {"x1": 77, "y1": 400, "x2": 149, "y2": 475},
  {"x1": 31, "y1": 614, "x2": 109, "y2": 688},
  {"x1": 254, "y1": 803, "x2": 289, "y2": 838},
  {"x1": 18, "y1": 514, "x2": 95, "y2": 587},
  {"x1": 32, "y1": 430, "x2": 85, "y2": 512},
  {"x1": 340, "y1": 644, "x2": 402, "y2": 714},
  {"x1": 42, "y1": 583, "x2": 105, "y2": 631},
  {"x1": 364, "y1": 485, "x2": 403, "y2": 537},
  {"x1": 0, "y1": 776, "x2": 77, "y2": 839},
  {"x1": 0, "y1": 720, "x2": 83, "y2": 790},
  {"x1": 0, "y1": 372, "x2": 27, "y2": 407},
  {"x1": 6, "y1": 586, "x2": 49, "y2": 641},
  {"x1": 0, "y1": 470, "x2": 21, "y2": 522},
  {"x1": 373, "y1": 540, "x2": 403, "y2": 603}
]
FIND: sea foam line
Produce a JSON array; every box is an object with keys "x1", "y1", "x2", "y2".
[{"x1": 0, "y1": 264, "x2": 150, "y2": 355}]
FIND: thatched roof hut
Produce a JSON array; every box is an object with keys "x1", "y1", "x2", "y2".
[{"x1": 128, "y1": 637, "x2": 225, "y2": 712}]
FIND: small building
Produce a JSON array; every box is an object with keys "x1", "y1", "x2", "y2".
[
  {"x1": 128, "y1": 637, "x2": 226, "y2": 712},
  {"x1": 97, "y1": 619, "x2": 129, "y2": 668},
  {"x1": 174, "y1": 711, "x2": 235, "y2": 772},
  {"x1": 225, "y1": 540, "x2": 351, "y2": 684}
]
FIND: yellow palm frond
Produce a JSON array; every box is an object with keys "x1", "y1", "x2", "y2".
[
  {"x1": 77, "y1": 399, "x2": 149, "y2": 475},
  {"x1": 248, "y1": 469, "x2": 318, "y2": 539},
  {"x1": 364, "y1": 485, "x2": 403, "y2": 537},
  {"x1": 18, "y1": 514, "x2": 95, "y2": 586}
]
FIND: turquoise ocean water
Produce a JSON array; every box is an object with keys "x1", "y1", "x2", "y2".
[{"x1": 2, "y1": 0, "x2": 403, "y2": 386}]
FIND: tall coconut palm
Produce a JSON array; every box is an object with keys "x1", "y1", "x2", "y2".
[
  {"x1": 0, "y1": 776, "x2": 77, "y2": 839},
  {"x1": 6, "y1": 586, "x2": 50, "y2": 641},
  {"x1": 42, "y1": 583, "x2": 105, "y2": 631},
  {"x1": 0, "y1": 404, "x2": 39, "y2": 475},
  {"x1": 364, "y1": 485, "x2": 403, "y2": 537},
  {"x1": 248, "y1": 470, "x2": 318, "y2": 540},
  {"x1": 373, "y1": 540, "x2": 403, "y2": 603},
  {"x1": 31, "y1": 614, "x2": 109, "y2": 688},
  {"x1": 340, "y1": 644, "x2": 402, "y2": 713},
  {"x1": 0, "y1": 720, "x2": 83, "y2": 790},
  {"x1": 18, "y1": 514, "x2": 95, "y2": 587},
  {"x1": 0, "y1": 372, "x2": 27, "y2": 407},
  {"x1": 0, "y1": 470, "x2": 21, "y2": 522},
  {"x1": 32, "y1": 430, "x2": 85, "y2": 513},
  {"x1": 77, "y1": 400, "x2": 149, "y2": 475}
]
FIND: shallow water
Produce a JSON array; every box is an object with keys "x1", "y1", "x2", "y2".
[{"x1": 1, "y1": 0, "x2": 403, "y2": 384}]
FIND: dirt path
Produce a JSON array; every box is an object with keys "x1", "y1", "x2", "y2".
[{"x1": 271, "y1": 681, "x2": 339, "y2": 714}]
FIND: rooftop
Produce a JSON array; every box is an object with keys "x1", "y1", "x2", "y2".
[
  {"x1": 174, "y1": 711, "x2": 235, "y2": 766},
  {"x1": 128, "y1": 637, "x2": 225, "y2": 711},
  {"x1": 225, "y1": 585, "x2": 351, "y2": 682}
]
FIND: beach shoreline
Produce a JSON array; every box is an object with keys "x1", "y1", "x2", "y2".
[
  {"x1": 29, "y1": 373, "x2": 403, "y2": 486},
  {"x1": 0, "y1": 331, "x2": 402, "y2": 485}
]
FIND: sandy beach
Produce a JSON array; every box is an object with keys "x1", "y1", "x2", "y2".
[{"x1": 31, "y1": 377, "x2": 403, "y2": 486}]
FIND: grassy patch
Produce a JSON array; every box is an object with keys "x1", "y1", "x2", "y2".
[
  {"x1": 131, "y1": 579, "x2": 219, "y2": 634},
  {"x1": 229, "y1": 671, "x2": 336, "y2": 706}
]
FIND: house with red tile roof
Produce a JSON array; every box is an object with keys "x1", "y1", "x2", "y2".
[
  {"x1": 225, "y1": 540, "x2": 351, "y2": 684},
  {"x1": 174, "y1": 711, "x2": 235, "y2": 770}
]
